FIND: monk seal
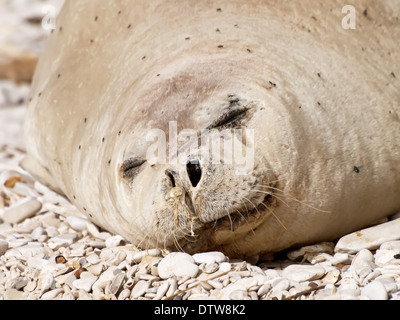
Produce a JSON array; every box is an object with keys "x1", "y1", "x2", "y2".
[{"x1": 22, "y1": 0, "x2": 400, "y2": 258}]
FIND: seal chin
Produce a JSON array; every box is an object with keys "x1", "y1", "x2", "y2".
[{"x1": 208, "y1": 192, "x2": 275, "y2": 232}]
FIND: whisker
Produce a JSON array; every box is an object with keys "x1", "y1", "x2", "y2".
[
  {"x1": 224, "y1": 208, "x2": 234, "y2": 232},
  {"x1": 259, "y1": 202, "x2": 288, "y2": 230},
  {"x1": 252, "y1": 186, "x2": 331, "y2": 214},
  {"x1": 252, "y1": 189, "x2": 291, "y2": 208}
]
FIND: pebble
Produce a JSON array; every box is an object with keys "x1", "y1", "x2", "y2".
[
  {"x1": 361, "y1": 280, "x2": 388, "y2": 300},
  {"x1": 0, "y1": 239, "x2": 8, "y2": 255},
  {"x1": 72, "y1": 274, "x2": 98, "y2": 292},
  {"x1": 66, "y1": 216, "x2": 88, "y2": 232},
  {"x1": 157, "y1": 252, "x2": 199, "y2": 279},
  {"x1": 335, "y1": 218, "x2": 400, "y2": 253},
  {"x1": 192, "y1": 251, "x2": 227, "y2": 264},
  {"x1": 282, "y1": 264, "x2": 325, "y2": 282},
  {"x1": 130, "y1": 280, "x2": 150, "y2": 299},
  {"x1": 2, "y1": 197, "x2": 42, "y2": 224}
]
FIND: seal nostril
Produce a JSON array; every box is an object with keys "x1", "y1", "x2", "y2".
[
  {"x1": 187, "y1": 160, "x2": 202, "y2": 188},
  {"x1": 165, "y1": 170, "x2": 176, "y2": 188}
]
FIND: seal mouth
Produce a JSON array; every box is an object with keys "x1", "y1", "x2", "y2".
[{"x1": 209, "y1": 193, "x2": 275, "y2": 231}]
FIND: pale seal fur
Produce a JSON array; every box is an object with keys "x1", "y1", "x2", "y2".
[{"x1": 23, "y1": 0, "x2": 400, "y2": 258}]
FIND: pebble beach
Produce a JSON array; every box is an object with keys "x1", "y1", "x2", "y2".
[{"x1": 1, "y1": 0, "x2": 400, "y2": 301}]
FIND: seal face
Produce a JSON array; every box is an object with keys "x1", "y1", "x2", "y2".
[{"x1": 23, "y1": 0, "x2": 400, "y2": 257}]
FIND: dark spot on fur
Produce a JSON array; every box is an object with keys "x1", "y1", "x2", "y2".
[
  {"x1": 102, "y1": 137, "x2": 105, "y2": 143},
  {"x1": 57, "y1": 74, "x2": 61, "y2": 78},
  {"x1": 217, "y1": 45, "x2": 224, "y2": 48},
  {"x1": 391, "y1": 72, "x2": 396, "y2": 78},
  {"x1": 108, "y1": 159, "x2": 111, "y2": 165},
  {"x1": 73, "y1": 195, "x2": 76, "y2": 199},
  {"x1": 78, "y1": 145, "x2": 81, "y2": 150},
  {"x1": 185, "y1": 37, "x2": 191, "y2": 40},
  {"x1": 83, "y1": 207, "x2": 87, "y2": 211},
  {"x1": 94, "y1": 16, "x2": 98, "y2": 21},
  {"x1": 127, "y1": 24, "x2": 132, "y2": 29},
  {"x1": 118, "y1": 131, "x2": 122, "y2": 136},
  {"x1": 216, "y1": 8, "x2": 222, "y2": 12},
  {"x1": 247, "y1": 48, "x2": 252, "y2": 53},
  {"x1": 90, "y1": 39, "x2": 94, "y2": 44},
  {"x1": 156, "y1": 74, "x2": 161, "y2": 77},
  {"x1": 38, "y1": 92, "x2": 42, "y2": 97},
  {"x1": 118, "y1": 10, "x2": 121, "y2": 15},
  {"x1": 142, "y1": 56, "x2": 146, "y2": 60},
  {"x1": 216, "y1": 28, "x2": 220, "y2": 32},
  {"x1": 269, "y1": 81, "x2": 277, "y2": 87},
  {"x1": 317, "y1": 73, "x2": 321, "y2": 78},
  {"x1": 354, "y1": 166, "x2": 360, "y2": 173},
  {"x1": 59, "y1": 26, "x2": 63, "y2": 31},
  {"x1": 84, "y1": 118, "x2": 87, "y2": 123},
  {"x1": 317, "y1": 101, "x2": 321, "y2": 106}
]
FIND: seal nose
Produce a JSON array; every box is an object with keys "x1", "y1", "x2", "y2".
[{"x1": 186, "y1": 159, "x2": 202, "y2": 188}]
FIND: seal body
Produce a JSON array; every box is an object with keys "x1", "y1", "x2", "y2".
[{"x1": 23, "y1": 0, "x2": 400, "y2": 258}]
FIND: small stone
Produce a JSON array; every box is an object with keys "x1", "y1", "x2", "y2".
[
  {"x1": 105, "y1": 235, "x2": 125, "y2": 248},
  {"x1": 192, "y1": 251, "x2": 227, "y2": 264},
  {"x1": 130, "y1": 280, "x2": 150, "y2": 299},
  {"x1": 361, "y1": 280, "x2": 388, "y2": 300},
  {"x1": 154, "y1": 280, "x2": 170, "y2": 300},
  {"x1": 335, "y1": 218, "x2": 400, "y2": 253},
  {"x1": 219, "y1": 262, "x2": 231, "y2": 272},
  {"x1": 41, "y1": 288, "x2": 64, "y2": 300},
  {"x1": 3, "y1": 288, "x2": 26, "y2": 300},
  {"x1": 7, "y1": 276, "x2": 28, "y2": 290},
  {"x1": 287, "y1": 242, "x2": 334, "y2": 261},
  {"x1": 157, "y1": 252, "x2": 199, "y2": 279},
  {"x1": 48, "y1": 233, "x2": 78, "y2": 250},
  {"x1": 257, "y1": 283, "x2": 272, "y2": 296},
  {"x1": 66, "y1": 216, "x2": 88, "y2": 232},
  {"x1": 109, "y1": 272, "x2": 125, "y2": 295},
  {"x1": 282, "y1": 264, "x2": 325, "y2": 282},
  {"x1": 2, "y1": 197, "x2": 42, "y2": 224},
  {"x1": 72, "y1": 275, "x2": 98, "y2": 292},
  {"x1": 0, "y1": 239, "x2": 8, "y2": 256}
]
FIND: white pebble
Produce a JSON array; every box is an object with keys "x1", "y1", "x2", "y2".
[
  {"x1": 66, "y1": 216, "x2": 88, "y2": 232},
  {"x1": 105, "y1": 235, "x2": 125, "y2": 248},
  {"x1": 257, "y1": 283, "x2": 272, "y2": 296},
  {"x1": 154, "y1": 280, "x2": 170, "y2": 300},
  {"x1": 0, "y1": 239, "x2": 8, "y2": 256},
  {"x1": 72, "y1": 275, "x2": 98, "y2": 292},
  {"x1": 335, "y1": 218, "x2": 400, "y2": 253},
  {"x1": 2, "y1": 197, "x2": 42, "y2": 224},
  {"x1": 130, "y1": 280, "x2": 150, "y2": 299},
  {"x1": 282, "y1": 264, "x2": 325, "y2": 282},
  {"x1": 219, "y1": 262, "x2": 231, "y2": 272},
  {"x1": 361, "y1": 280, "x2": 388, "y2": 300},
  {"x1": 48, "y1": 233, "x2": 78, "y2": 250},
  {"x1": 157, "y1": 252, "x2": 199, "y2": 279},
  {"x1": 192, "y1": 251, "x2": 227, "y2": 264}
]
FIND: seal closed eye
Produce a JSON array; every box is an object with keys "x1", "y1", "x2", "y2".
[
  {"x1": 120, "y1": 158, "x2": 146, "y2": 179},
  {"x1": 206, "y1": 104, "x2": 250, "y2": 129}
]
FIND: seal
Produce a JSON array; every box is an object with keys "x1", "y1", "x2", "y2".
[{"x1": 22, "y1": 0, "x2": 400, "y2": 258}]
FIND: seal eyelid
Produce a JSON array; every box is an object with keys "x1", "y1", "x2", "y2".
[
  {"x1": 206, "y1": 105, "x2": 250, "y2": 129},
  {"x1": 120, "y1": 158, "x2": 146, "y2": 179}
]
